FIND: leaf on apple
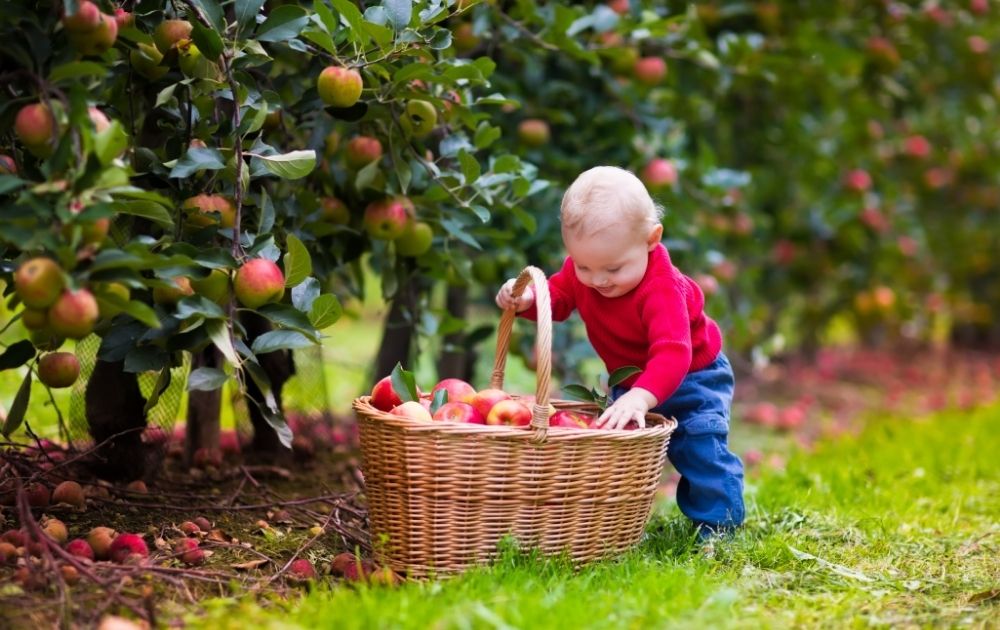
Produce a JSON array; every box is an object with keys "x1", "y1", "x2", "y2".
[{"x1": 390, "y1": 362, "x2": 419, "y2": 403}]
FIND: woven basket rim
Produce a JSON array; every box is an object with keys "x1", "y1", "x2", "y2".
[{"x1": 354, "y1": 396, "x2": 677, "y2": 440}]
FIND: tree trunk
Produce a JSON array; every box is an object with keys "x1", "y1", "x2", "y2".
[
  {"x1": 184, "y1": 346, "x2": 222, "y2": 466},
  {"x1": 241, "y1": 311, "x2": 295, "y2": 459},
  {"x1": 436, "y1": 284, "x2": 476, "y2": 382},
  {"x1": 373, "y1": 280, "x2": 418, "y2": 388},
  {"x1": 85, "y1": 359, "x2": 149, "y2": 481}
]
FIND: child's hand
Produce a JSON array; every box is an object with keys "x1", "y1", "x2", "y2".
[
  {"x1": 594, "y1": 387, "x2": 657, "y2": 430},
  {"x1": 495, "y1": 278, "x2": 535, "y2": 312}
]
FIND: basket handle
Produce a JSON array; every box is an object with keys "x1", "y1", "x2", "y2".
[{"x1": 490, "y1": 266, "x2": 553, "y2": 441}]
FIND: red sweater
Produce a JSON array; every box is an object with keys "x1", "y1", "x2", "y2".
[{"x1": 522, "y1": 244, "x2": 722, "y2": 404}]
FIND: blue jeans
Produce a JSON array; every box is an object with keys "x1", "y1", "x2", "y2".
[{"x1": 613, "y1": 352, "x2": 745, "y2": 531}]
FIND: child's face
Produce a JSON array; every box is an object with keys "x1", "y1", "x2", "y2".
[{"x1": 564, "y1": 222, "x2": 662, "y2": 298}]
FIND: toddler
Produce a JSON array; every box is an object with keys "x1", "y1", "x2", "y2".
[{"x1": 495, "y1": 166, "x2": 745, "y2": 535}]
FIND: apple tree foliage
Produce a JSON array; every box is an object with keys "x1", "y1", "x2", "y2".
[{"x1": 0, "y1": 0, "x2": 542, "y2": 439}]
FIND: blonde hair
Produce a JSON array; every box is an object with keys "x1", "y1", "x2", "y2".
[{"x1": 560, "y1": 166, "x2": 663, "y2": 238}]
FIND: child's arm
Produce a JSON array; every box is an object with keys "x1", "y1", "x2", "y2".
[
  {"x1": 495, "y1": 258, "x2": 577, "y2": 321},
  {"x1": 593, "y1": 387, "x2": 658, "y2": 430}
]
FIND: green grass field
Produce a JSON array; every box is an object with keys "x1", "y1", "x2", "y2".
[{"x1": 186, "y1": 404, "x2": 999, "y2": 629}]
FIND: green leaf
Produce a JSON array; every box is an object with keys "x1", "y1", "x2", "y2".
[
  {"x1": 0, "y1": 341, "x2": 36, "y2": 371},
  {"x1": 282, "y1": 233, "x2": 312, "y2": 288},
  {"x1": 187, "y1": 0, "x2": 225, "y2": 32},
  {"x1": 562, "y1": 384, "x2": 598, "y2": 403},
  {"x1": 313, "y1": 0, "x2": 339, "y2": 34},
  {"x1": 608, "y1": 365, "x2": 642, "y2": 387},
  {"x1": 235, "y1": 0, "x2": 267, "y2": 33},
  {"x1": 355, "y1": 158, "x2": 381, "y2": 191},
  {"x1": 1, "y1": 371, "x2": 32, "y2": 437},
  {"x1": 206, "y1": 320, "x2": 240, "y2": 365},
  {"x1": 110, "y1": 200, "x2": 174, "y2": 229},
  {"x1": 94, "y1": 120, "x2": 128, "y2": 166},
  {"x1": 49, "y1": 61, "x2": 108, "y2": 83},
  {"x1": 383, "y1": 0, "x2": 412, "y2": 30},
  {"x1": 251, "y1": 330, "x2": 314, "y2": 354},
  {"x1": 143, "y1": 366, "x2": 172, "y2": 414},
  {"x1": 241, "y1": 360, "x2": 293, "y2": 448},
  {"x1": 291, "y1": 277, "x2": 320, "y2": 311},
  {"x1": 473, "y1": 122, "x2": 502, "y2": 150},
  {"x1": 257, "y1": 5, "x2": 310, "y2": 42},
  {"x1": 170, "y1": 147, "x2": 226, "y2": 178},
  {"x1": 0, "y1": 175, "x2": 26, "y2": 195},
  {"x1": 393, "y1": 63, "x2": 432, "y2": 84},
  {"x1": 390, "y1": 362, "x2": 419, "y2": 403},
  {"x1": 155, "y1": 84, "x2": 178, "y2": 109},
  {"x1": 458, "y1": 149, "x2": 481, "y2": 184},
  {"x1": 175, "y1": 296, "x2": 226, "y2": 320},
  {"x1": 301, "y1": 27, "x2": 337, "y2": 54},
  {"x1": 191, "y1": 20, "x2": 224, "y2": 62},
  {"x1": 330, "y1": 0, "x2": 370, "y2": 46},
  {"x1": 124, "y1": 345, "x2": 169, "y2": 373},
  {"x1": 430, "y1": 388, "x2": 447, "y2": 415},
  {"x1": 256, "y1": 150, "x2": 316, "y2": 180},
  {"x1": 256, "y1": 303, "x2": 318, "y2": 339},
  {"x1": 309, "y1": 294, "x2": 343, "y2": 329},
  {"x1": 188, "y1": 366, "x2": 229, "y2": 391}
]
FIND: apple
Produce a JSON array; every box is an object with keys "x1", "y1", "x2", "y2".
[
  {"x1": 175, "y1": 538, "x2": 206, "y2": 566},
  {"x1": 0, "y1": 154, "x2": 16, "y2": 174},
  {"x1": 318, "y1": 65, "x2": 363, "y2": 108},
  {"x1": 364, "y1": 198, "x2": 411, "y2": 240},
  {"x1": 608, "y1": 0, "x2": 630, "y2": 14},
  {"x1": 26, "y1": 482, "x2": 51, "y2": 507},
  {"x1": 548, "y1": 410, "x2": 593, "y2": 428},
  {"x1": 345, "y1": 135, "x2": 383, "y2": 169},
  {"x1": 41, "y1": 518, "x2": 68, "y2": 544},
  {"x1": 866, "y1": 36, "x2": 900, "y2": 70},
  {"x1": 744, "y1": 402, "x2": 778, "y2": 427},
  {"x1": 21, "y1": 308, "x2": 48, "y2": 330},
  {"x1": 109, "y1": 533, "x2": 149, "y2": 564},
  {"x1": 395, "y1": 221, "x2": 433, "y2": 257},
  {"x1": 641, "y1": 158, "x2": 678, "y2": 191},
  {"x1": 633, "y1": 57, "x2": 667, "y2": 85},
  {"x1": 15, "y1": 103, "x2": 57, "y2": 157},
  {"x1": 64, "y1": 202, "x2": 111, "y2": 246},
  {"x1": 152, "y1": 276, "x2": 194, "y2": 305},
  {"x1": 470, "y1": 388, "x2": 511, "y2": 419},
  {"x1": 114, "y1": 8, "x2": 134, "y2": 29},
  {"x1": 903, "y1": 135, "x2": 931, "y2": 159},
  {"x1": 153, "y1": 19, "x2": 193, "y2": 57},
  {"x1": 694, "y1": 273, "x2": 719, "y2": 297},
  {"x1": 183, "y1": 194, "x2": 236, "y2": 229},
  {"x1": 234, "y1": 258, "x2": 285, "y2": 308},
  {"x1": 776, "y1": 405, "x2": 806, "y2": 431},
  {"x1": 48, "y1": 289, "x2": 99, "y2": 339},
  {"x1": 452, "y1": 22, "x2": 480, "y2": 53},
  {"x1": 319, "y1": 196, "x2": 350, "y2": 225},
  {"x1": 66, "y1": 539, "x2": 94, "y2": 561},
  {"x1": 287, "y1": 558, "x2": 317, "y2": 582},
  {"x1": 486, "y1": 399, "x2": 532, "y2": 426},
  {"x1": 370, "y1": 375, "x2": 409, "y2": 411},
  {"x1": 517, "y1": 119, "x2": 550, "y2": 147},
  {"x1": 431, "y1": 378, "x2": 477, "y2": 403},
  {"x1": 14, "y1": 257, "x2": 64, "y2": 309},
  {"x1": 401, "y1": 99, "x2": 438, "y2": 138},
  {"x1": 391, "y1": 400, "x2": 433, "y2": 422},
  {"x1": 178, "y1": 41, "x2": 220, "y2": 80},
  {"x1": 130, "y1": 43, "x2": 168, "y2": 80},
  {"x1": 37, "y1": 352, "x2": 80, "y2": 388},
  {"x1": 62, "y1": 0, "x2": 102, "y2": 32},
  {"x1": 190, "y1": 269, "x2": 231, "y2": 305},
  {"x1": 432, "y1": 401, "x2": 485, "y2": 424},
  {"x1": 843, "y1": 169, "x2": 872, "y2": 193},
  {"x1": 69, "y1": 12, "x2": 118, "y2": 56}
]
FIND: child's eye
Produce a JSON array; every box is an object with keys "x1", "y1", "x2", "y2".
[{"x1": 607, "y1": 267, "x2": 621, "y2": 273}]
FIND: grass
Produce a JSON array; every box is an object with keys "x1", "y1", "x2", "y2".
[{"x1": 185, "y1": 404, "x2": 1000, "y2": 629}]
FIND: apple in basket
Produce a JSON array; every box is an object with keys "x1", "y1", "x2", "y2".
[
  {"x1": 370, "y1": 375, "x2": 421, "y2": 411},
  {"x1": 486, "y1": 399, "x2": 532, "y2": 426},
  {"x1": 470, "y1": 388, "x2": 511, "y2": 419},
  {"x1": 549, "y1": 410, "x2": 594, "y2": 429},
  {"x1": 432, "y1": 401, "x2": 485, "y2": 424},
  {"x1": 390, "y1": 401, "x2": 433, "y2": 422},
  {"x1": 431, "y1": 378, "x2": 477, "y2": 403}
]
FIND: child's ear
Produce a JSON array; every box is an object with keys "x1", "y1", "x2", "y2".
[{"x1": 647, "y1": 224, "x2": 663, "y2": 250}]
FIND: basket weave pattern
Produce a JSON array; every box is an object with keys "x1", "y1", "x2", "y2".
[{"x1": 354, "y1": 266, "x2": 676, "y2": 577}]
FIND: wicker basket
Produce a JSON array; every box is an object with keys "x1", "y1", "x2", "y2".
[{"x1": 353, "y1": 266, "x2": 676, "y2": 577}]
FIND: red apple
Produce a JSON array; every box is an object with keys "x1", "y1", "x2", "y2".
[
  {"x1": 0, "y1": 154, "x2": 16, "y2": 174},
  {"x1": 37, "y1": 352, "x2": 80, "y2": 388},
  {"x1": 319, "y1": 196, "x2": 350, "y2": 225},
  {"x1": 470, "y1": 388, "x2": 511, "y2": 420},
  {"x1": 370, "y1": 375, "x2": 416, "y2": 411},
  {"x1": 486, "y1": 399, "x2": 532, "y2": 426},
  {"x1": 641, "y1": 158, "x2": 678, "y2": 191},
  {"x1": 62, "y1": 0, "x2": 102, "y2": 32},
  {"x1": 391, "y1": 400, "x2": 433, "y2": 422},
  {"x1": 183, "y1": 194, "x2": 236, "y2": 229},
  {"x1": 153, "y1": 19, "x2": 193, "y2": 56},
  {"x1": 633, "y1": 57, "x2": 667, "y2": 85},
  {"x1": 843, "y1": 169, "x2": 872, "y2": 193},
  {"x1": 549, "y1": 410, "x2": 593, "y2": 429},
  {"x1": 15, "y1": 103, "x2": 57, "y2": 157},
  {"x1": 432, "y1": 401, "x2": 485, "y2": 424},
  {"x1": 66, "y1": 539, "x2": 95, "y2": 561},
  {"x1": 234, "y1": 258, "x2": 285, "y2": 308},
  {"x1": 607, "y1": 0, "x2": 630, "y2": 14},
  {"x1": 113, "y1": 8, "x2": 134, "y2": 29},
  {"x1": 903, "y1": 135, "x2": 931, "y2": 159},
  {"x1": 431, "y1": 378, "x2": 476, "y2": 403},
  {"x1": 866, "y1": 36, "x2": 900, "y2": 70},
  {"x1": 109, "y1": 533, "x2": 149, "y2": 564},
  {"x1": 317, "y1": 65, "x2": 363, "y2": 108},
  {"x1": 152, "y1": 276, "x2": 194, "y2": 305},
  {"x1": 345, "y1": 135, "x2": 383, "y2": 169},
  {"x1": 364, "y1": 197, "x2": 411, "y2": 240},
  {"x1": 52, "y1": 480, "x2": 85, "y2": 508},
  {"x1": 69, "y1": 12, "x2": 118, "y2": 57},
  {"x1": 48, "y1": 289, "x2": 99, "y2": 339},
  {"x1": 517, "y1": 119, "x2": 550, "y2": 147},
  {"x1": 14, "y1": 257, "x2": 64, "y2": 309}
]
